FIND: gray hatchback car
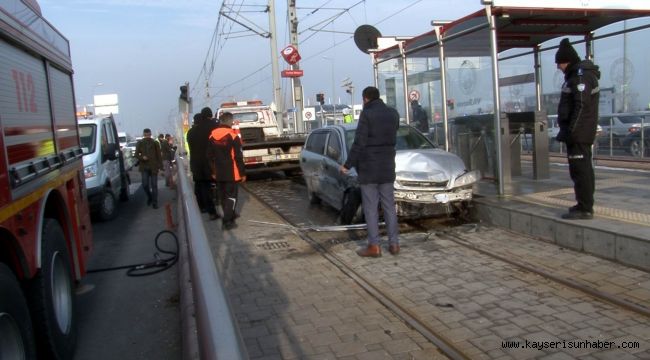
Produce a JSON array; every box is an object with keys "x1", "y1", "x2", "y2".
[{"x1": 300, "y1": 124, "x2": 480, "y2": 224}]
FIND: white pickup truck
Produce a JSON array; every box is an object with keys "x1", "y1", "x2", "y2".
[{"x1": 217, "y1": 100, "x2": 305, "y2": 175}]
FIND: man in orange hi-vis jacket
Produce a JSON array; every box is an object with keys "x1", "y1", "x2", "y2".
[{"x1": 207, "y1": 111, "x2": 246, "y2": 230}]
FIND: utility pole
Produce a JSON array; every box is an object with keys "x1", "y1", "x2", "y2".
[
  {"x1": 288, "y1": 0, "x2": 304, "y2": 133},
  {"x1": 268, "y1": 0, "x2": 283, "y2": 115}
]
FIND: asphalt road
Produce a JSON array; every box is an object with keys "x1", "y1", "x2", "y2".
[{"x1": 73, "y1": 170, "x2": 181, "y2": 360}]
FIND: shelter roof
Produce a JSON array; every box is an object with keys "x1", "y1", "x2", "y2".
[{"x1": 375, "y1": 5, "x2": 650, "y2": 61}]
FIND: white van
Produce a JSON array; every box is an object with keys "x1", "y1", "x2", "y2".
[{"x1": 78, "y1": 115, "x2": 130, "y2": 220}]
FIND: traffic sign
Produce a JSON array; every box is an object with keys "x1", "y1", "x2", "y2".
[
  {"x1": 408, "y1": 89, "x2": 420, "y2": 102},
  {"x1": 303, "y1": 107, "x2": 315, "y2": 121},
  {"x1": 281, "y1": 69, "x2": 304, "y2": 78}
]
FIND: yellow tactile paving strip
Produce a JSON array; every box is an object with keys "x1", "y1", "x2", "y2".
[{"x1": 516, "y1": 175, "x2": 650, "y2": 226}]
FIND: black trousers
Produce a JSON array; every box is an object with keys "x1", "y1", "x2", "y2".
[
  {"x1": 567, "y1": 143, "x2": 595, "y2": 212},
  {"x1": 195, "y1": 180, "x2": 216, "y2": 215},
  {"x1": 217, "y1": 181, "x2": 238, "y2": 223}
]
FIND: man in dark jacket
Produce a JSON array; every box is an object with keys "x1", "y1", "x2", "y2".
[
  {"x1": 207, "y1": 112, "x2": 246, "y2": 230},
  {"x1": 554, "y1": 38, "x2": 600, "y2": 220},
  {"x1": 411, "y1": 100, "x2": 429, "y2": 134},
  {"x1": 187, "y1": 107, "x2": 219, "y2": 219},
  {"x1": 340, "y1": 86, "x2": 400, "y2": 257},
  {"x1": 136, "y1": 128, "x2": 162, "y2": 208}
]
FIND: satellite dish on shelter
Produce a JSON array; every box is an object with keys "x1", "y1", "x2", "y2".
[{"x1": 354, "y1": 25, "x2": 381, "y2": 54}]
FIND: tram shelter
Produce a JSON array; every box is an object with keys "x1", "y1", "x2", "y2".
[{"x1": 371, "y1": 0, "x2": 650, "y2": 195}]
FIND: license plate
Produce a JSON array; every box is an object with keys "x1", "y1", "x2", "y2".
[{"x1": 261, "y1": 153, "x2": 300, "y2": 161}]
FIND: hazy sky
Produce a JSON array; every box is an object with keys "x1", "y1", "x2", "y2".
[{"x1": 39, "y1": 0, "x2": 482, "y2": 135}]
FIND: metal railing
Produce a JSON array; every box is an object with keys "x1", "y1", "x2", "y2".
[{"x1": 176, "y1": 154, "x2": 248, "y2": 360}]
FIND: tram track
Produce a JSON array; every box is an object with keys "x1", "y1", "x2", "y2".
[
  {"x1": 405, "y1": 221, "x2": 650, "y2": 319},
  {"x1": 243, "y1": 181, "x2": 470, "y2": 360},
  {"x1": 242, "y1": 177, "x2": 650, "y2": 359}
]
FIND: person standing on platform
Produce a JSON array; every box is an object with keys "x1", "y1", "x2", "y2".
[
  {"x1": 411, "y1": 100, "x2": 429, "y2": 135},
  {"x1": 160, "y1": 133, "x2": 173, "y2": 188},
  {"x1": 136, "y1": 128, "x2": 162, "y2": 209},
  {"x1": 187, "y1": 107, "x2": 219, "y2": 220},
  {"x1": 554, "y1": 38, "x2": 600, "y2": 220},
  {"x1": 207, "y1": 112, "x2": 246, "y2": 230},
  {"x1": 340, "y1": 86, "x2": 400, "y2": 257}
]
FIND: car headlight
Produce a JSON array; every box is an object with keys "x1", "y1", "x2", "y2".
[
  {"x1": 84, "y1": 164, "x2": 97, "y2": 179},
  {"x1": 453, "y1": 170, "x2": 480, "y2": 187}
]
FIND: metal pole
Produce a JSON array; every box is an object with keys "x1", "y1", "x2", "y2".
[
  {"x1": 487, "y1": 6, "x2": 505, "y2": 196},
  {"x1": 435, "y1": 26, "x2": 450, "y2": 152},
  {"x1": 372, "y1": 52, "x2": 378, "y2": 88},
  {"x1": 291, "y1": 77, "x2": 297, "y2": 132},
  {"x1": 534, "y1": 46, "x2": 542, "y2": 112},
  {"x1": 288, "y1": 0, "x2": 303, "y2": 133},
  {"x1": 268, "y1": 0, "x2": 283, "y2": 115},
  {"x1": 399, "y1": 41, "x2": 410, "y2": 124}
]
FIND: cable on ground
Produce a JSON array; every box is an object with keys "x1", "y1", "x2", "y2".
[{"x1": 87, "y1": 230, "x2": 179, "y2": 277}]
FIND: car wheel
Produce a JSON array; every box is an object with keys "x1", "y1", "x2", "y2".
[
  {"x1": 99, "y1": 188, "x2": 117, "y2": 221},
  {"x1": 27, "y1": 219, "x2": 76, "y2": 359},
  {"x1": 629, "y1": 140, "x2": 642, "y2": 157},
  {"x1": 283, "y1": 169, "x2": 302, "y2": 178},
  {"x1": 0, "y1": 263, "x2": 38, "y2": 360},
  {"x1": 340, "y1": 188, "x2": 362, "y2": 225}
]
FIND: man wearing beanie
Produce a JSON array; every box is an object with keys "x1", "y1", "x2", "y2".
[{"x1": 554, "y1": 38, "x2": 600, "y2": 220}]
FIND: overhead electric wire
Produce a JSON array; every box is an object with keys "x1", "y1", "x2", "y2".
[
  {"x1": 194, "y1": 0, "x2": 427, "y2": 109},
  {"x1": 302, "y1": 0, "x2": 425, "y2": 61}
]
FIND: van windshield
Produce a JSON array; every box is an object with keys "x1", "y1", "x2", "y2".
[{"x1": 79, "y1": 124, "x2": 96, "y2": 154}]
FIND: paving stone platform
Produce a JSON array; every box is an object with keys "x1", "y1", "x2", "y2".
[{"x1": 473, "y1": 159, "x2": 650, "y2": 271}]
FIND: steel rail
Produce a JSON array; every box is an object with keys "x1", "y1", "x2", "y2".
[
  {"x1": 410, "y1": 223, "x2": 650, "y2": 319},
  {"x1": 243, "y1": 183, "x2": 471, "y2": 360},
  {"x1": 177, "y1": 156, "x2": 248, "y2": 360}
]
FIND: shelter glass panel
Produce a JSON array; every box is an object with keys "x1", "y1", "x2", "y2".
[
  {"x1": 442, "y1": 28, "x2": 498, "y2": 177},
  {"x1": 405, "y1": 48, "x2": 442, "y2": 143},
  {"x1": 377, "y1": 58, "x2": 406, "y2": 121}
]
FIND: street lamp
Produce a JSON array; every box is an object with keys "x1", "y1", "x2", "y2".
[{"x1": 322, "y1": 57, "x2": 335, "y2": 105}]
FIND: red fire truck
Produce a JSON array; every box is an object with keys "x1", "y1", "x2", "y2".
[{"x1": 0, "y1": 1, "x2": 93, "y2": 358}]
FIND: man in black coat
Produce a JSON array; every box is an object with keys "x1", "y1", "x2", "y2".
[
  {"x1": 187, "y1": 107, "x2": 219, "y2": 220},
  {"x1": 340, "y1": 86, "x2": 400, "y2": 257},
  {"x1": 554, "y1": 38, "x2": 600, "y2": 220}
]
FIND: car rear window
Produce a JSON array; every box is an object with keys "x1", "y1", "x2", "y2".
[{"x1": 231, "y1": 112, "x2": 259, "y2": 123}]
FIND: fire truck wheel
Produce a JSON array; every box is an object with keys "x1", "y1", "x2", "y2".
[
  {"x1": 99, "y1": 188, "x2": 118, "y2": 221},
  {"x1": 28, "y1": 219, "x2": 77, "y2": 359},
  {"x1": 340, "y1": 188, "x2": 362, "y2": 225},
  {"x1": 0, "y1": 263, "x2": 37, "y2": 360}
]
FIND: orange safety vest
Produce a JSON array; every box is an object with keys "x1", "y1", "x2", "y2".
[{"x1": 208, "y1": 126, "x2": 244, "y2": 182}]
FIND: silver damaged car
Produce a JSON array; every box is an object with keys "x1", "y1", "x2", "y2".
[{"x1": 300, "y1": 124, "x2": 480, "y2": 224}]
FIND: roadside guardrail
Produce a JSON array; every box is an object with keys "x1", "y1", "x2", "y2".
[{"x1": 176, "y1": 155, "x2": 248, "y2": 360}]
